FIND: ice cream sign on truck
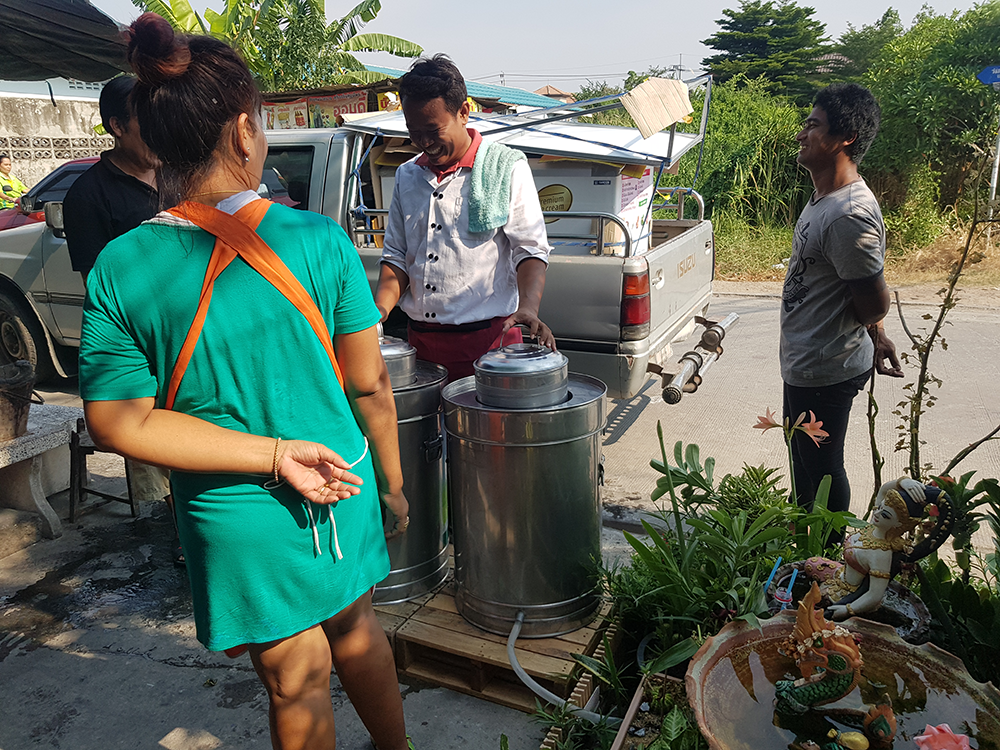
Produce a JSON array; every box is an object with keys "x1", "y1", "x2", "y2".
[{"x1": 263, "y1": 91, "x2": 368, "y2": 129}]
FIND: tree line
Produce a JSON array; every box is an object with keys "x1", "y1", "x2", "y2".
[{"x1": 580, "y1": 1, "x2": 1000, "y2": 251}]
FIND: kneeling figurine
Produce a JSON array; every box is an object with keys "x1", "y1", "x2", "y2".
[{"x1": 806, "y1": 478, "x2": 952, "y2": 621}]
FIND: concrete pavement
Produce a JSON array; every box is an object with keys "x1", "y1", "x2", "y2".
[{"x1": 1, "y1": 481, "x2": 636, "y2": 750}]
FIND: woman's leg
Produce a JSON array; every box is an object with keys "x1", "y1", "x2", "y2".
[
  {"x1": 248, "y1": 625, "x2": 336, "y2": 750},
  {"x1": 322, "y1": 592, "x2": 408, "y2": 750}
]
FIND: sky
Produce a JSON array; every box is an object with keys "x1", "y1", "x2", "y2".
[{"x1": 90, "y1": 0, "x2": 980, "y2": 93}]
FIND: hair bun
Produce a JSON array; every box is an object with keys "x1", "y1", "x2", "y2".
[{"x1": 126, "y1": 12, "x2": 191, "y2": 86}]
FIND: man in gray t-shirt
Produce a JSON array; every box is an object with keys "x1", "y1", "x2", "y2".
[{"x1": 780, "y1": 83, "x2": 902, "y2": 537}]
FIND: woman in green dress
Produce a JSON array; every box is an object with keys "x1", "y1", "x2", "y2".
[{"x1": 79, "y1": 13, "x2": 411, "y2": 750}]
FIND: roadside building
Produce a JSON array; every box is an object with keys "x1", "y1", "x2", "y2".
[{"x1": 534, "y1": 85, "x2": 576, "y2": 105}]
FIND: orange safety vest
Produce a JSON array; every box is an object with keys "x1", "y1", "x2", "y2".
[{"x1": 163, "y1": 199, "x2": 344, "y2": 410}]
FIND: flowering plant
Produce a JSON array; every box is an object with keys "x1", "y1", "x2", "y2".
[
  {"x1": 754, "y1": 408, "x2": 829, "y2": 505},
  {"x1": 914, "y1": 723, "x2": 972, "y2": 750},
  {"x1": 753, "y1": 408, "x2": 829, "y2": 447}
]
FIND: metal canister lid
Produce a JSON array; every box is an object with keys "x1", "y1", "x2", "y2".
[
  {"x1": 474, "y1": 343, "x2": 569, "y2": 409},
  {"x1": 379, "y1": 335, "x2": 417, "y2": 388}
]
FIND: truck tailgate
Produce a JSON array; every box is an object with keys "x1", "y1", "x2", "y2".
[
  {"x1": 536, "y1": 254, "x2": 622, "y2": 344},
  {"x1": 646, "y1": 219, "x2": 714, "y2": 353}
]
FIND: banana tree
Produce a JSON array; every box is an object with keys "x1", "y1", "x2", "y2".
[{"x1": 131, "y1": 0, "x2": 422, "y2": 90}]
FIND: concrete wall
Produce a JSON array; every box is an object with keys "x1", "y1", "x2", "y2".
[{"x1": 0, "y1": 96, "x2": 113, "y2": 189}]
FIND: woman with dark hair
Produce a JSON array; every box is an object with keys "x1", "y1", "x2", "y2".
[{"x1": 78, "y1": 13, "x2": 411, "y2": 750}]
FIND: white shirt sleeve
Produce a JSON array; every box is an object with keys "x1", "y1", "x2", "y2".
[{"x1": 503, "y1": 160, "x2": 550, "y2": 268}]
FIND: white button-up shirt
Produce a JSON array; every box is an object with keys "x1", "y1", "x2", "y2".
[{"x1": 381, "y1": 156, "x2": 550, "y2": 326}]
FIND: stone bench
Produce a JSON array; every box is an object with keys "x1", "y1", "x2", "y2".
[{"x1": 0, "y1": 404, "x2": 84, "y2": 538}]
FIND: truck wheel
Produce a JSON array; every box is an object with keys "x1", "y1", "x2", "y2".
[{"x1": 0, "y1": 293, "x2": 55, "y2": 382}]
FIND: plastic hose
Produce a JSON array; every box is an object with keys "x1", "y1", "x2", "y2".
[{"x1": 506, "y1": 611, "x2": 622, "y2": 726}]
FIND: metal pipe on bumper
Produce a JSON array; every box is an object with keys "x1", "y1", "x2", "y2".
[{"x1": 662, "y1": 312, "x2": 740, "y2": 404}]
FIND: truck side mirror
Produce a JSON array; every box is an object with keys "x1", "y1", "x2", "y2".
[
  {"x1": 44, "y1": 201, "x2": 66, "y2": 239},
  {"x1": 18, "y1": 195, "x2": 34, "y2": 214}
]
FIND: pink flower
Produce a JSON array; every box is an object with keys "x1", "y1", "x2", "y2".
[
  {"x1": 797, "y1": 411, "x2": 829, "y2": 447},
  {"x1": 914, "y1": 724, "x2": 972, "y2": 750},
  {"x1": 927, "y1": 504, "x2": 940, "y2": 517},
  {"x1": 753, "y1": 408, "x2": 782, "y2": 432}
]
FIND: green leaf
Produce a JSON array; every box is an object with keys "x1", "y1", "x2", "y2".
[
  {"x1": 967, "y1": 618, "x2": 999, "y2": 647},
  {"x1": 645, "y1": 635, "x2": 690, "y2": 672},
  {"x1": 331, "y1": 70, "x2": 394, "y2": 86},
  {"x1": 661, "y1": 705, "x2": 689, "y2": 742},
  {"x1": 738, "y1": 611, "x2": 764, "y2": 633},
  {"x1": 132, "y1": 0, "x2": 175, "y2": 22},
  {"x1": 202, "y1": 8, "x2": 227, "y2": 36},
  {"x1": 685, "y1": 443, "x2": 702, "y2": 472},
  {"x1": 327, "y1": 0, "x2": 382, "y2": 47},
  {"x1": 500, "y1": 734, "x2": 509, "y2": 750},
  {"x1": 168, "y1": 0, "x2": 207, "y2": 33},
  {"x1": 342, "y1": 33, "x2": 423, "y2": 57},
  {"x1": 571, "y1": 652, "x2": 612, "y2": 684}
]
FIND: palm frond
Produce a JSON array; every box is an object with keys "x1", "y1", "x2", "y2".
[
  {"x1": 327, "y1": 0, "x2": 381, "y2": 47},
  {"x1": 342, "y1": 33, "x2": 423, "y2": 58},
  {"x1": 323, "y1": 50, "x2": 369, "y2": 73},
  {"x1": 131, "y1": 0, "x2": 174, "y2": 22},
  {"x1": 335, "y1": 70, "x2": 394, "y2": 86},
  {"x1": 168, "y1": 0, "x2": 208, "y2": 33}
]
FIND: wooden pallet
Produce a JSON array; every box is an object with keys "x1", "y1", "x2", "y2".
[
  {"x1": 539, "y1": 620, "x2": 621, "y2": 749},
  {"x1": 374, "y1": 572, "x2": 616, "y2": 713}
]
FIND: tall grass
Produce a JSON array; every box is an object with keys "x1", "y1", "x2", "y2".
[
  {"x1": 580, "y1": 74, "x2": 966, "y2": 280},
  {"x1": 713, "y1": 215, "x2": 794, "y2": 280},
  {"x1": 663, "y1": 76, "x2": 813, "y2": 229}
]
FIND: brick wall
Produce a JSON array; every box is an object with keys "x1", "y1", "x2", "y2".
[{"x1": 0, "y1": 96, "x2": 113, "y2": 189}]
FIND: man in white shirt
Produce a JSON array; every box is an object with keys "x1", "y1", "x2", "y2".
[{"x1": 375, "y1": 54, "x2": 554, "y2": 380}]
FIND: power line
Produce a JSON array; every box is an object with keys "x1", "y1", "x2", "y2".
[
  {"x1": 472, "y1": 68, "x2": 703, "y2": 85},
  {"x1": 468, "y1": 52, "x2": 706, "y2": 77}
]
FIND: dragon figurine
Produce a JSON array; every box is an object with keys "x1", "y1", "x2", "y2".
[{"x1": 775, "y1": 582, "x2": 863, "y2": 714}]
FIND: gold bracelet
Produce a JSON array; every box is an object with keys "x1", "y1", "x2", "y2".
[
  {"x1": 869, "y1": 569, "x2": 891, "y2": 579},
  {"x1": 845, "y1": 603, "x2": 855, "y2": 617},
  {"x1": 264, "y1": 437, "x2": 285, "y2": 489}
]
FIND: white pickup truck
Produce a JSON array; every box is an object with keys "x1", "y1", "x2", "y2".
[{"x1": 0, "y1": 93, "x2": 727, "y2": 399}]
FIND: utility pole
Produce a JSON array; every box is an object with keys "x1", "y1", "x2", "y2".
[
  {"x1": 977, "y1": 67, "x2": 1000, "y2": 248},
  {"x1": 500, "y1": 71, "x2": 505, "y2": 87}
]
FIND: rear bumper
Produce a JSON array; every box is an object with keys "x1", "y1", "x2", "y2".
[
  {"x1": 559, "y1": 342, "x2": 656, "y2": 401},
  {"x1": 559, "y1": 291, "x2": 713, "y2": 400}
]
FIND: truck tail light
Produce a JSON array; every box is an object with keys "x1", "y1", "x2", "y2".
[{"x1": 621, "y1": 262, "x2": 650, "y2": 341}]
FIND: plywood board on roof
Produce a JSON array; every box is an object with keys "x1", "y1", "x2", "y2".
[{"x1": 621, "y1": 77, "x2": 694, "y2": 139}]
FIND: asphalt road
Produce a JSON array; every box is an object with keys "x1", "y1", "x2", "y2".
[
  {"x1": 34, "y1": 287, "x2": 1000, "y2": 542},
  {"x1": 601, "y1": 291, "x2": 1000, "y2": 550}
]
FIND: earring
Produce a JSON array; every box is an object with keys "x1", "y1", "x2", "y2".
[{"x1": 244, "y1": 153, "x2": 250, "y2": 163}]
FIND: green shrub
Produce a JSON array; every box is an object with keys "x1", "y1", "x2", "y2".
[{"x1": 662, "y1": 76, "x2": 812, "y2": 228}]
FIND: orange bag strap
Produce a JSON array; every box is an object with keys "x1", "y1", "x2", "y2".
[{"x1": 164, "y1": 199, "x2": 344, "y2": 411}]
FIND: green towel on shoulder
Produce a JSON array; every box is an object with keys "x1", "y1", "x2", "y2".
[{"x1": 468, "y1": 141, "x2": 526, "y2": 234}]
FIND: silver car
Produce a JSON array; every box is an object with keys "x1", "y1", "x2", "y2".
[{"x1": 0, "y1": 157, "x2": 96, "y2": 381}]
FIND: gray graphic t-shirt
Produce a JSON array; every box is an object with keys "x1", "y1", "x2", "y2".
[{"x1": 780, "y1": 180, "x2": 885, "y2": 387}]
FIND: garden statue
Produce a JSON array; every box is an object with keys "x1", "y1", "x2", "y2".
[
  {"x1": 805, "y1": 477, "x2": 953, "y2": 621},
  {"x1": 775, "y1": 582, "x2": 863, "y2": 714}
]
